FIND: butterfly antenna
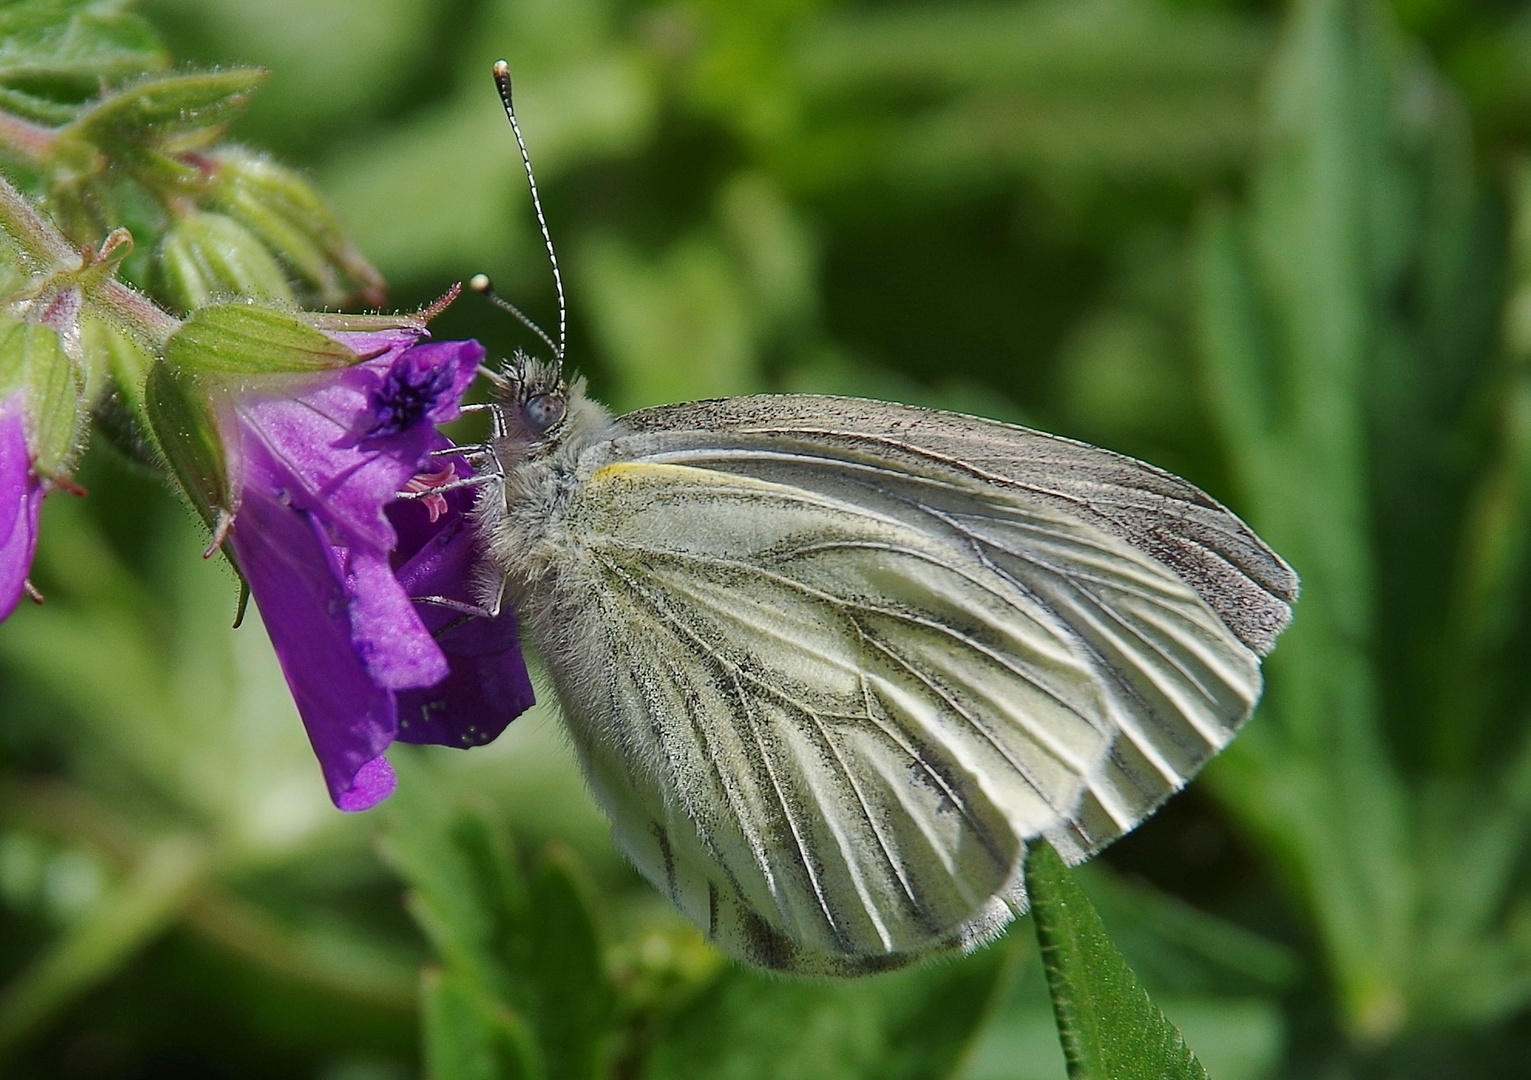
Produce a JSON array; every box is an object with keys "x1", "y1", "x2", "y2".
[
  {"x1": 469, "y1": 273, "x2": 558, "y2": 358},
  {"x1": 490, "y1": 59, "x2": 565, "y2": 365}
]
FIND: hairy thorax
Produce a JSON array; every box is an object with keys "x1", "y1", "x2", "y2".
[{"x1": 478, "y1": 391, "x2": 616, "y2": 609}]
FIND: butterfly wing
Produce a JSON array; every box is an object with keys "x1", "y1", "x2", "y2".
[
  {"x1": 617, "y1": 396, "x2": 1296, "y2": 656},
  {"x1": 523, "y1": 395, "x2": 1295, "y2": 974}
]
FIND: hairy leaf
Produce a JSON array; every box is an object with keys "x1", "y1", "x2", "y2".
[{"x1": 1025, "y1": 841, "x2": 1208, "y2": 1080}]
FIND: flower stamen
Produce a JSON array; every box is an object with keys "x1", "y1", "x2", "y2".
[{"x1": 400, "y1": 463, "x2": 458, "y2": 522}]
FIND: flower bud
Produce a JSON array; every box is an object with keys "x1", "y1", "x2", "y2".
[
  {"x1": 0, "y1": 315, "x2": 84, "y2": 479},
  {"x1": 66, "y1": 69, "x2": 266, "y2": 150},
  {"x1": 164, "y1": 302, "x2": 357, "y2": 377},
  {"x1": 205, "y1": 148, "x2": 386, "y2": 308},
  {"x1": 0, "y1": 315, "x2": 87, "y2": 623},
  {"x1": 158, "y1": 210, "x2": 296, "y2": 312}
]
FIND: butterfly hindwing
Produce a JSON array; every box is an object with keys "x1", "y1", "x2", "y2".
[{"x1": 519, "y1": 397, "x2": 1287, "y2": 974}]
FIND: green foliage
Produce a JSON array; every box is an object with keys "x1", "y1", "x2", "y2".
[
  {"x1": 382, "y1": 763, "x2": 1014, "y2": 1080},
  {"x1": 158, "y1": 210, "x2": 297, "y2": 309},
  {"x1": 0, "y1": 0, "x2": 379, "y2": 312},
  {"x1": 67, "y1": 67, "x2": 264, "y2": 146},
  {"x1": 1026, "y1": 841, "x2": 1208, "y2": 1080},
  {"x1": 0, "y1": 835, "x2": 204, "y2": 1054},
  {"x1": 144, "y1": 359, "x2": 230, "y2": 529},
  {"x1": 382, "y1": 776, "x2": 615, "y2": 1080},
  {"x1": 0, "y1": 316, "x2": 78, "y2": 475},
  {"x1": 1195, "y1": 0, "x2": 1531, "y2": 1047},
  {"x1": 0, "y1": 498, "x2": 417, "y2": 1058},
  {"x1": 0, "y1": 0, "x2": 166, "y2": 122},
  {"x1": 640, "y1": 943, "x2": 1009, "y2": 1080}
]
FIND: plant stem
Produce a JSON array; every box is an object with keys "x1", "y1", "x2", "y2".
[
  {"x1": 0, "y1": 110, "x2": 54, "y2": 164},
  {"x1": 90, "y1": 274, "x2": 182, "y2": 346},
  {"x1": 0, "y1": 173, "x2": 73, "y2": 266}
]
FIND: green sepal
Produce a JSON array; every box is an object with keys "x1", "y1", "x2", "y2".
[
  {"x1": 82, "y1": 317, "x2": 160, "y2": 470},
  {"x1": 164, "y1": 303, "x2": 355, "y2": 376},
  {"x1": 0, "y1": 315, "x2": 82, "y2": 477},
  {"x1": 0, "y1": 316, "x2": 22, "y2": 401},
  {"x1": 206, "y1": 147, "x2": 384, "y2": 307},
  {"x1": 1025, "y1": 841, "x2": 1209, "y2": 1080},
  {"x1": 144, "y1": 360, "x2": 230, "y2": 531},
  {"x1": 66, "y1": 68, "x2": 266, "y2": 147},
  {"x1": 158, "y1": 211, "x2": 296, "y2": 312},
  {"x1": 232, "y1": 576, "x2": 249, "y2": 628}
]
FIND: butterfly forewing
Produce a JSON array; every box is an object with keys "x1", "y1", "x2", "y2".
[
  {"x1": 513, "y1": 396, "x2": 1290, "y2": 974},
  {"x1": 618, "y1": 395, "x2": 1296, "y2": 655}
]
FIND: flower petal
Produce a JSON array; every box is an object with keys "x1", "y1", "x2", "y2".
[
  {"x1": 0, "y1": 400, "x2": 41, "y2": 623},
  {"x1": 231, "y1": 480, "x2": 400, "y2": 809},
  {"x1": 346, "y1": 543, "x2": 450, "y2": 689},
  {"x1": 329, "y1": 327, "x2": 425, "y2": 361},
  {"x1": 394, "y1": 615, "x2": 533, "y2": 749},
  {"x1": 389, "y1": 464, "x2": 534, "y2": 748},
  {"x1": 222, "y1": 332, "x2": 500, "y2": 810},
  {"x1": 230, "y1": 339, "x2": 484, "y2": 552},
  {"x1": 337, "y1": 755, "x2": 397, "y2": 812}
]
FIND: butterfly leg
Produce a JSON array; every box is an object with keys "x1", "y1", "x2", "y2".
[
  {"x1": 460, "y1": 395, "x2": 511, "y2": 441},
  {"x1": 394, "y1": 470, "x2": 502, "y2": 500},
  {"x1": 414, "y1": 576, "x2": 507, "y2": 637}
]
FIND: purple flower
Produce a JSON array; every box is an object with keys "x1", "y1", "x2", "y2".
[
  {"x1": 0, "y1": 391, "x2": 44, "y2": 623},
  {"x1": 223, "y1": 328, "x2": 533, "y2": 810}
]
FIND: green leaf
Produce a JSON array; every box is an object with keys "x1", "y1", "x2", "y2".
[
  {"x1": 0, "y1": 315, "x2": 80, "y2": 476},
  {"x1": 379, "y1": 790, "x2": 527, "y2": 994},
  {"x1": 70, "y1": 67, "x2": 265, "y2": 144},
  {"x1": 0, "y1": 316, "x2": 22, "y2": 400},
  {"x1": 422, "y1": 967, "x2": 542, "y2": 1080},
  {"x1": 1192, "y1": 0, "x2": 1441, "y2": 1044},
  {"x1": 164, "y1": 303, "x2": 354, "y2": 375},
  {"x1": 80, "y1": 316, "x2": 157, "y2": 468},
  {"x1": 208, "y1": 147, "x2": 384, "y2": 308},
  {"x1": 0, "y1": 0, "x2": 166, "y2": 98},
  {"x1": 1025, "y1": 841, "x2": 1208, "y2": 1080},
  {"x1": 524, "y1": 844, "x2": 613, "y2": 1080},
  {"x1": 383, "y1": 776, "x2": 617, "y2": 1080},
  {"x1": 642, "y1": 934, "x2": 1012, "y2": 1080}
]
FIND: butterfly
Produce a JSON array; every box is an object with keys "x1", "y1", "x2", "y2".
[
  {"x1": 461, "y1": 60, "x2": 1295, "y2": 975},
  {"x1": 469, "y1": 352, "x2": 1296, "y2": 976}
]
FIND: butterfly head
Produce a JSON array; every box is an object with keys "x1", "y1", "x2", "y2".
[
  {"x1": 508, "y1": 353, "x2": 569, "y2": 438},
  {"x1": 493, "y1": 349, "x2": 570, "y2": 445}
]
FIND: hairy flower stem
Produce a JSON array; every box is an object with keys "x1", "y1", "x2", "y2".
[
  {"x1": 0, "y1": 173, "x2": 73, "y2": 265},
  {"x1": 86, "y1": 267, "x2": 183, "y2": 348},
  {"x1": 0, "y1": 110, "x2": 54, "y2": 165}
]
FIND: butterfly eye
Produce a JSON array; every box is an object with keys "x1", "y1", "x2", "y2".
[{"x1": 522, "y1": 393, "x2": 566, "y2": 435}]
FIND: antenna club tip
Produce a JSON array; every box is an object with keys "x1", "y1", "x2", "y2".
[
  {"x1": 492, "y1": 59, "x2": 510, "y2": 78},
  {"x1": 469, "y1": 273, "x2": 493, "y2": 294}
]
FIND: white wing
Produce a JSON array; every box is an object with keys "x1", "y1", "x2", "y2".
[{"x1": 519, "y1": 396, "x2": 1295, "y2": 975}]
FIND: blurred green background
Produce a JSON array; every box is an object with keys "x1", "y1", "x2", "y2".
[{"x1": 7, "y1": 0, "x2": 1531, "y2": 1075}]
